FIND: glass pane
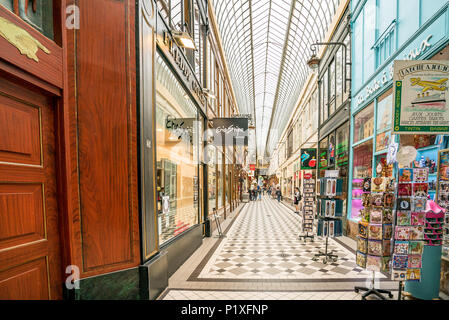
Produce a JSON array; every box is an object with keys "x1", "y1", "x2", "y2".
[
  {"x1": 351, "y1": 139, "x2": 373, "y2": 220},
  {"x1": 353, "y1": 103, "x2": 374, "y2": 143},
  {"x1": 155, "y1": 53, "x2": 199, "y2": 245},
  {"x1": 376, "y1": 92, "x2": 392, "y2": 133},
  {"x1": 329, "y1": 59, "x2": 335, "y2": 115},
  {"x1": 217, "y1": 151, "x2": 223, "y2": 208},
  {"x1": 336, "y1": 47, "x2": 343, "y2": 107},
  {"x1": 323, "y1": 69, "x2": 328, "y2": 121},
  {"x1": 19, "y1": 0, "x2": 54, "y2": 40},
  {"x1": 0, "y1": 0, "x2": 13, "y2": 11}
]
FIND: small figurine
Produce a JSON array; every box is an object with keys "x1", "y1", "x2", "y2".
[
  {"x1": 419, "y1": 156, "x2": 426, "y2": 168},
  {"x1": 430, "y1": 160, "x2": 436, "y2": 174}
]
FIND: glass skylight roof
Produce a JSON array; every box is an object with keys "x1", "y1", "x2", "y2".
[{"x1": 211, "y1": 0, "x2": 341, "y2": 158}]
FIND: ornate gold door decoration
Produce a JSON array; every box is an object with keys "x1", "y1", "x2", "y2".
[{"x1": 0, "y1": 16, "x2": 50, "y2": 62}]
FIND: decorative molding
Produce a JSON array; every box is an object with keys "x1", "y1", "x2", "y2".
[{"x1": 0, "y1": 16, "x2": 50, "y2": 62}]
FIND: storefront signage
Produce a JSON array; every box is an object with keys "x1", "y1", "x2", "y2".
[
  {"x1": 163, "y1": 31, "x2": 206, "y2": 105},
  {"x1": 392, "y1": 60, "x2": 449, "y2": 134},
  {"x1": 249, "y1": 164, "x2": 255, "y2": 171},
  {"x1": 232, "y1": 114, "x2": 254, "y2": 126},
  {"x1": 300, "y1": 148, "x2": 317, "y2": 170},
  {"x1": 165, "y1": 116, "x2": 195, "y2": 142},
  {"x1": 304, "y1": 173, "x2": 312, "y2": 180},
  {"x1": 212, "y1": 118, "x2": 248, "y2": 146},
  {"x1": 355, "y1": 34, "x2": 435, "y2": 108}
]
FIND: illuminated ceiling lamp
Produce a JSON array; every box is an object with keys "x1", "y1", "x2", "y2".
[{"x1": 172, "y1": 30, "x2": 197, "y2": 50}]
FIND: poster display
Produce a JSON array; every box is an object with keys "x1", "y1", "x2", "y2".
[
  {"x1": 392, "y1": 60, "x2": 449, "y2": 134},
  {"x1": 300, "y1": 148, "x2": 317, "y2": 170},
  {"x1": 301, "y1": 173, "x2": 316, "y2": 234}
]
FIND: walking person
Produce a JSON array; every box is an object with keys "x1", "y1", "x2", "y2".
[
  {"x1": 276, "y1": 187, "x2": 282, "y2": 203},
  {"x1": 257, "y1": 185, "x2": 261, "y2": 200},
  {"x1": 293, "y1": 187, "x2": 302, "y2": 214}
]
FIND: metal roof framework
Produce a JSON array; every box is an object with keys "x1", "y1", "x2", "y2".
[{"x1": 211, "y1": 0, "x2": 341, "y2": 158}]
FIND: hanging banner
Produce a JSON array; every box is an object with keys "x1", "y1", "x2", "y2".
[
  {"x1": 300, "y1": 148, "x2": 317, "y2": 170},
  {"x1": 392, "y1": 60, "x2": 449, "y2": 134},
  {"x1": 212, "y1": 118, "x2": 248, "y2": 146}
]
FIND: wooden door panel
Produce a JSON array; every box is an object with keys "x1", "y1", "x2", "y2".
[
  {"x1": 0, "y1": 78, "x2": 61, "y2": 300},
  {"x1": 0, "y1": 183, "x2": 46, "y2": 250},
  {"x1": 0, "y1": 257, "x2": 50, "y2": 300},
  {"x1": 0, "y1": 95, "x2": 41, "y2": 165}
]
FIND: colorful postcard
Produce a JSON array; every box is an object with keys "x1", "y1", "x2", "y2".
[
  {"x1": 406, "y1": 268, "x2": 421, "y2": 281},
  {"x1": 395, "y1": 226, "x2": 410, "y2": 240},
  {"x1": 382, "y1": 256, "x2": 391, "y2": 272},
  {"x1": 368, "y1": 239, "x2": 383, "y2": 256},
  {"x1": 397, "y1": 198, "x2": 411, "y2": 211},
  {"x1": 371, "y1": 177, "x2": 386, "y2": 192},
  {"x1": 383, "y1": 240, "x2": 392, "y2": 256},
  {"x1": 407, "y1": 254, "x2": 422, "y2": 269},
  {"x1": 368, "y1": 224, "x2": 383, "y2": 240},
  {"x1": 366, "y1": 255, "x2": 382, "y2": 272},
  {"x1": 362, "y1": 193, "x2": 371, "y2": 207},
  {"x1": 370, "y1": 210, "x2": 383, "y2": 224},
  {"x1": 371, "y1": 193, "x2": 384, "y2": 207},
  {"x1": 393, "y1": 254, "x2": 408, "y2": 269},
  {"x1": 411, "y1": 212, "x2": 426, "y2": 226},
  {"x1": 399, "y1": 168, "x2": 413, "y2": 182},
  {"x1": 413, "y1": 168, "x2": 429, "y2": 182},
  {"x1": 394, "y1": 241, "x2": 409, "y2": 254},
  {"x1": 386, "y1": 178, "x2": 396, "y2": 192},
  {"x1": 362, "y1": 178, "x2": 371, "y2": 192},
  {"x1": 398, "y1": 183, "x2": 412, "y2": 196},
  {"x1": 409, "y1": 226, "x2": 424, "y2": 240},
  {"x1": 357, "y1": 237, "x2": 368, "y2": 254},
  {"x1": 413, "y1": 183, "x2": 429, "y2": 197},
  {"x1": 358, "y1": 221, "x2": 369, "y2": 238},
  {"x1": 383, "y1": 193, "x2": 395, "y2": 208},
  {"x1": 408, "y1": 241, "x2": 424, "y2": 255},
  {"x1": 356, "y1": 251, "x2": 367, "y2": 268},
  {"x1": 383, "y1": 224, "x2": 393, "y2": 240},
  {"x1": 412, "y1": 198, "x2": 427, "y2": 212},
  {"x1": 391, "y1": 269, "x2": 407, "y2": 281},
  {"x1": 397, "y1": 212, "x2": 411, "y2": 226},
  {"x1": 382, "y1": 209, "x2": 393, "y2": 224}
]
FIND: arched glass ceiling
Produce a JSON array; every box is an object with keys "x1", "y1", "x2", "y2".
[{"x1": 211, "y1": 0, "x2": 341, "y2": 158}]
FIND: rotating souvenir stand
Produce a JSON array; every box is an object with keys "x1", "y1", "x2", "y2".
[
  {"x1": 391, "y1": 166, "x2": 429, "y2": 298},
  {"x1": 313, "y1": 174, "x2": 343, "y2": 264},
  {"x1": 299, "y1": 173, "x2": 316, "y2": 242},
  {"x1": 354, "y1": 174, "x2": 395, "y2": 300}
]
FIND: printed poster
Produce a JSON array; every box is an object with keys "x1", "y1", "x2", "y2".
[{"x1": 392, "y1": 60, "x2": 449, "y2": 134}]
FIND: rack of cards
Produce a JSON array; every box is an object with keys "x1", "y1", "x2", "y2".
[
  {"x1": 391, "y1": 168, "x2": 429, "y2": 282},
  {"x1": 313, "y1": 171, "x2": 344, "y2": 264},
  {"x1": 299, "y1": 174, "x2": 316, "y2": 242},
  {"x1": 436, "y1": 149, "x2": 449, "y2": 258},
  {"x1": 354, "y1": 175, "x2": 395, "y2": 300}
]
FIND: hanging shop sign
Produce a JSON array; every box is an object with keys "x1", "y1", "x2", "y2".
[
  {"x1": 300, "y1": 148, "x2": 317, "y2": 170},
  {"x1": 304, "y1": 173, "x2": 313, "y2": 180},
  {"x1": 392, "y1": 60, "x2": 449, "y2": 134},
  {"x1": 212, "y1": 118, "x2": 248, "y2": 146},
  {"x1": 249, "y1": 164, "x2": 256, "y2": 171}
]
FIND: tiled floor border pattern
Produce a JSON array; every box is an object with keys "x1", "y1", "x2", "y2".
[{"x1": 188, "y1": 197, "x2": 391, "y2": 282}]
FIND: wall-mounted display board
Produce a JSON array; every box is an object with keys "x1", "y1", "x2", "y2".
[{"x1": 392, "y1": 60, "x2": 449, "y2": 134}]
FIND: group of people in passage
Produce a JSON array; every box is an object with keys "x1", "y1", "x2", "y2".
[{"x1": 248, "y1": 184, "x2": 302, "y2": 215}]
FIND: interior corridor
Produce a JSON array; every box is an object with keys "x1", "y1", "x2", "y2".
[{"x1": 159, "y1": 196, "x2": 398, "y2": 300}]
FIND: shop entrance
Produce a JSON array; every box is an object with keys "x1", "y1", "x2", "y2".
[{"x1": 0, "y1": 78, "x2": 63, "y2": 299}]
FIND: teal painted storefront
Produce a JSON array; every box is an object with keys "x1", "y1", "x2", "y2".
[{"x1": 348, "y1": 0, "x2": 449, "y2": 298}]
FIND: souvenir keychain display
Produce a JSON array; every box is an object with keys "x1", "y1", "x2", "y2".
[
  {"x1": 354, "y1": 160, "x2": 395, "y2": 300},
  {"x1": 299, "y1": 172, "x2": 316, "y2": 242},
  {"x1": 314, "y1": 171, "x2": 344, "y2": 264},
  {"x1": 391, "y1": 167, "x2": 428, "y2": 282}
]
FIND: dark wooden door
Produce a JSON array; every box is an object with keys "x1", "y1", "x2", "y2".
[{"x1": 0, "y1": 78, "x2": 63, "y2": 300}]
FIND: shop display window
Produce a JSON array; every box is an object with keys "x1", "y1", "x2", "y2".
[
  {"x1": 155, "y1": 53, "x2": 200, "y2": 246},
  {"x1": 217, "y1": 150, "x2": 223, "y2": 208},
  {"x1": 319, "y1": 137, "x2": 329, "y2": 177},
  {"x1": 336, "y1": 122, "x2": 349, "y2": 169},
  {"x1": 353, "y1": 103, "x2": 374, "y2": 143},
  {"x1": 351, "y1": 140, "x2": 373, "y2": 220}
]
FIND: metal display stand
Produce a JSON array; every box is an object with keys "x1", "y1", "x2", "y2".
[
  {"x1": 299, "y1": 173, "x2": 315, "y2": 242},
  {"x1": 354, "y1": 270, "x2": 394, "y2": 300},
  {"x1": 312, "y1": 217, "x2": 338, "y2": 264},
  {"x1": 212, "y1": 208, "x2": 225, "y2": 238}
]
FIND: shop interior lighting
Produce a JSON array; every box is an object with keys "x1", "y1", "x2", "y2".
[{"x1": 172, "y1": 30, "x2": 197, "y2": 50}]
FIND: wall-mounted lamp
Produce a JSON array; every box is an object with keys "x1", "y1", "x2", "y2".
[
  {"x1": 306, "y1": 53, "x2": 320, "y2": 71},
  {"x1": 172, "y1": 30, "x2": 196, "y2": 50}
]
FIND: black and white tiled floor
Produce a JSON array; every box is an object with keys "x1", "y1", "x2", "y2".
[{"x1": 160, "y1": 197, "x2": 398, "y2": 300}]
